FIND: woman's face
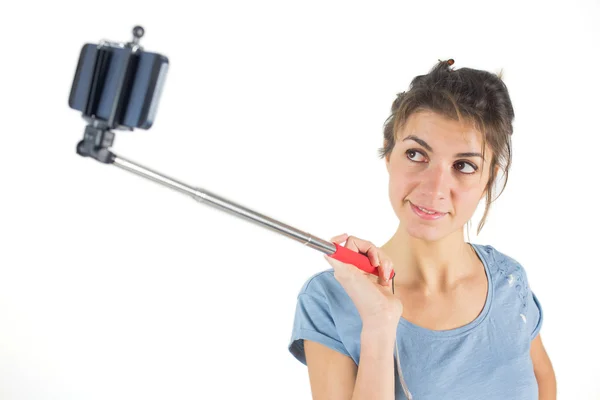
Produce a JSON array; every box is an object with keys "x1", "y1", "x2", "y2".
[{"x1": 385, "y1": 110, "x2": 493, "y2": 242}]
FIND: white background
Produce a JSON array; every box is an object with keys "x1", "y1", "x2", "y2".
[{"x1": 1, "y1": 0, "x2": 599, "y2": 398}]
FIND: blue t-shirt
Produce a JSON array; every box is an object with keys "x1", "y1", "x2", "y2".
[{"x1": 288, "y1": 243, "x2": 543, "y2": 399}]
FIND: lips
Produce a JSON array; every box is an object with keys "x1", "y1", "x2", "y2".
[
  {"x1": 409, "y1": 201, "x2": 448, "y2": 220},
  {"x1": 413, "y1": 203, "x2": 444, "y2": 214}
]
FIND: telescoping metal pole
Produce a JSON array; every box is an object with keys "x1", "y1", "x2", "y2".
[{"x1": 111, "y1": 153, "x2": 337, "y2": 254}]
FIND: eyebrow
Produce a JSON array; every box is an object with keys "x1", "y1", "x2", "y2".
[{"x1": 402, "y1": 135, "x2": 485, "y2": 160}]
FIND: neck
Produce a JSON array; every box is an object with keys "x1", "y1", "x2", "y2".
[{"x1": 381, "y1": 225, "x2": 477, "y2": 293}]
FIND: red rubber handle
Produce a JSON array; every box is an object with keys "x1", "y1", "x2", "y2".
[{"x1": 328, "y1": 243, "x2": 395, "y2": 280}]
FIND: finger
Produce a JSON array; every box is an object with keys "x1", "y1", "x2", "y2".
[
  {"x1": 377, "y1": 259, "x2": 393, "y2": 286},
  {"x1": 345, "y1": 236, "x2": 380, "y2": 267},
  {"x1": 324, "y1": 254, "x2": 356, "y2": 281},
  {"x1": 330, "y1": 233, "x2": 349, "y2": 244},
  {"x1": 378, "y1": 253, "x2": 395, "y2": 281}
]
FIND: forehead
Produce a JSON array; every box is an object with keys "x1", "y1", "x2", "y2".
[{"x1": 399, "y1": 110, "x2": 484, "y2": 149}]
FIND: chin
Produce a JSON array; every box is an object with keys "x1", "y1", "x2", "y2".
[
  {"x1": 400, "y1": 207, "x2": 462, "y2": 242},
  {"x1": 404, "y1": 224, "x2": 450, "y2": 242}
]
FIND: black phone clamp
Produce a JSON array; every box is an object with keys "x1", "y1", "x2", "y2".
[{"x1": 71, "y1": 26, "x2": 168, "y2": 164}]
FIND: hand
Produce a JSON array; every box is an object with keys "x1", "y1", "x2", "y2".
[{"x1": 324, "y1": 234, "x2": 403, "y2": 330}]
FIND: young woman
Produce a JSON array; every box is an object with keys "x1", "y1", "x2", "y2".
[{"x1": 288, "y1": 59, "x2": 556, "y2": 399}]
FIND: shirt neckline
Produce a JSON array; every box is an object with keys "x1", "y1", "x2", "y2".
[{"x1": 396, "y1": 242, "x2": 494, "y2": 338}]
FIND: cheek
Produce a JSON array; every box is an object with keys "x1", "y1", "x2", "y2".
[
  {"x1": 387, "y1": 172, "x2": 417, "y2": 201},
  {"x1": 454, "y1": 186, "x2": 485, "y2": 211}
]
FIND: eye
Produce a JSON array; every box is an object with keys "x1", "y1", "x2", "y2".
[
  {"x1": 454, "y1": 161, "x2": 478, "y2": 174},
  {"x1": 406, "y1": 149, "x2": 427, "y2": 162}
]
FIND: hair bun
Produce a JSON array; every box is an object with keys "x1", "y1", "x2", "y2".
[{"x1": 438, "y1": 58, "x2": 455, "y2": 68}]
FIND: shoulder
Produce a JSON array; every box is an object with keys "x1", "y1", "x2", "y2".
[
  {"x1": 473, "y1": 243, "x2": 532, "y2": 286},
  {"x1": 294, "y1": 267, "x2": 358, "y2": 315},
  {"x1": 296, "y1": 267, "x2": 339, "y2": 298},
  {"x1": 473, "y1": 243, "x2": 543, "y2": 338},
  {"x1": 472, "y1": 242, "x2": 534, "y2": 313}
]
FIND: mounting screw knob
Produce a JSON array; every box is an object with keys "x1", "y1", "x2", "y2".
[{"x1": 132, "y1": 26, "x2": 145, "y2": 39}]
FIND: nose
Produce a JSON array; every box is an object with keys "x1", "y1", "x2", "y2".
[{"x1": 418, "y1": 164, "x2": 451, "y2": 201}]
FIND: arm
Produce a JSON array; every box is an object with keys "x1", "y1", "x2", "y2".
[
  {"x1": 530, "y1": 333, "x2": 556, "y2": 400},
  {"x1": 304, "y1": 326, "x2": 397, "y2": 400}
]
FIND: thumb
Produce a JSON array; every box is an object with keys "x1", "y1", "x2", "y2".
[{"x1": 323, "y1": 254, "x2": 353, "y2": 277}]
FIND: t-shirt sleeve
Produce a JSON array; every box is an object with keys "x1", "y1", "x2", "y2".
[
  {"x1": 520, "y1": 262, "x2": 543, "y2": 341},
  {"x1": 288, "y1": 292, "x2": 351, "y2": 365},
  {"x1": 499, "y1": 248, "x2": 544, "y2": 342},
  {"x1": 525, "y1": 287, "x2": 543, "y2": 340},
  {"x1": 490, "y1": 247, "x2": 544, "y2": 341}
]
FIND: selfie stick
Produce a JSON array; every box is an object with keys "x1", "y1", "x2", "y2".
[{"x1": 70, "y1": 26, "x2": 394, "y2": 281}]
